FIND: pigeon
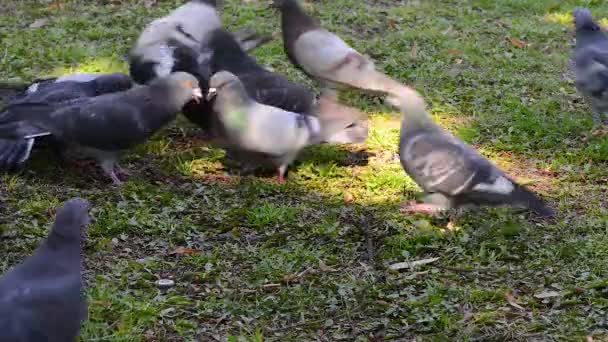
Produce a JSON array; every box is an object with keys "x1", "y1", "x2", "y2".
[
  {"x1": 182, "y1": 28, "x2": 367, "y2": 145},
  {"x1": 0, "y1": 72, "x2": 203, "y2": 185},
  {"x1": 207, "y1": 71, "x2": 366, "y2": 183},
  {"x1": 573, "y1": 8, "x2": 608, "y2": 125},
  {"x1": 0, "y1": 73, "x2": 134, "y2": 172},
  {"x1": 274, "y1": 0, "x2": 407, "y2": 96},
  {"x1": 129, "y1": 0, "x2": 272, "y2": 85},
  {"x1": 0, "y1": 198, "x2": 90, "y2": 342},
  {"x1": 393, "y1": 89, "x2": 554, "y2": 217},
  {"x1": 182, "y1": 28, "x2": 314, "y2": 129}
]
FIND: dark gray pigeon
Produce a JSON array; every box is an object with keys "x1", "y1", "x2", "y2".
[
  {"x1": 0, "y1": 198, "x2": 90, "y2": 342},
  {"x1": 207, "y1": 71, "x2": 366, "y2": 183},
  {"x1": 0, "y1": 73, "x2": 133, "y2": 172},
  {"x1": 129, "y1": 0, "x2": 271, "y2": 85},
  {"x1": 274, "y1": 0, "x2": 406, "y2": 96},
  {"x1": 573, "y1": 8, "x2": 608, "y2": 125},
  {"x1": 393, "y1": 89, "x2": 554, "y2": 217},
  {"x1": 0, "y1": 72, "x2": 203, "y2": 185}
]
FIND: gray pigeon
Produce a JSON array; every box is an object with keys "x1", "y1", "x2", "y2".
[
  {"x1": 0, "y1": 73, "x2": 133, "y2": 172},
  {"x1": 394, "y1": 89, "x2": 554, "y2": 217},
  {"x1": 573, "y1": 8, "x2": 608, "y2": 125},
  {"x1": 0, "y1": 72, "x2": 203, "y2": 185},
  {"x1": 130, "y1": 0, "x2": 271, "y2": 85},
  {"x1": 0, "y1": 198, "x2": 90, "y2": 342},
  {"x1": 274, "y1": 0, "x2": 406, "y2": 96},
  {"x1": 207, "y1": 71, "x2": 366, "y2": 183}
]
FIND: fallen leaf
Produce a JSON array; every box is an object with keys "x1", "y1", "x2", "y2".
[
  {"x1": 343, "y1": 192, "x2": 354, "y2": 203},
  {"x1": 389, "y1": 257, "x2": 440, "y2": 271},
  {"x1": 319, "y1": 260, "x2": 338, "y2": 272},
  {"x1": 169, "y1": 247, "x2": 204, "y2": 256},
  {"x1": 388, "y1": 19, "x2": 397, "y2": 30},
  {"x1": 446, "y1": 49, "x2": 462, "y2": 55},
  {"x1": 29, "y1": 19, "x2": 49, "y2": 29},
  {"x1": 508, "y1": 37, "x2": 528, "y2": 49},
  {"x1": 410, "y1": 41, "x2": 418, "y2": 60},
  {"x1": 534, "y1": 290, "x2": 560, "y2": 299},
  {"x1": 505, "y1": 292, "x2": 526, "y2": 311}
]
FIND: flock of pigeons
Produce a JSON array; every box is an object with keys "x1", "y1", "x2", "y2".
[{"x1": 0, "y1": 0, "x2": 604, "y2": 339}]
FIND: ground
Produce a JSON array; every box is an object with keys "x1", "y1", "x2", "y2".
[{"x1": 1, "y1": 0, "x2": 608, "y2": 340}]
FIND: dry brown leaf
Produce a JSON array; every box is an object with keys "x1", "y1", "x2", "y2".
[
  {"x1": 410, "y1": 42, "x2": 418, "y2": 60},
  {"x1": 508, "y1": 37, "x2": 528, "y2": 49},
  {"x1": 505, "y1": 292, "x2": 526, "y2": 311},
  {"x1": 388, "y1": 19, "x2": 397, "y2": 30},
  {"x1": 389, "y1": 257, "x2": 440, "y2": 271},
  {"x1": 446, "y1": 49, "x2": 462, "y2": 55},
  {"x1": 169, "y1": 247, "x2": 204, "y2": 256},
  {"x1": 319, "y1": 260, "x2": 338, "y2": 273},
  {"x1": 29, "y1": 19, "x2": 49, "y2": 29},
  {"x1": 534, "y1": 290, "x2": 560, "y2": 299}
]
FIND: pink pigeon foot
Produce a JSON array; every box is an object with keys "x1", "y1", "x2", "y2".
[{"x1": 400, "y1": 200, "x2": 445, "y2": 216}]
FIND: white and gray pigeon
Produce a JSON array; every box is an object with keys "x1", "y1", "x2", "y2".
[
  {"x1": 394, "y1": 89, "x2": 554, "y2": 217},
  {"x1": 0, "y1": 73, "x2": 133, "y2": 172},
  {"x1": 0, "y1": 72, "x2": 203, "y2": 185},
  {"x1": 207, "y1": 71, "x2": 366, "y2": 183},
  {"x1": 0, "y1": 198, "x2": 90, "y2": 342},
  {"x1": 573, "y1": 8, "x2": 608, "y2": 125},
  {"x1": 274, "y1": 0, "x2": 407, "y2": 96},
  {"x1": 129, "y1": 0, "x2": 271, "y2": 85}
]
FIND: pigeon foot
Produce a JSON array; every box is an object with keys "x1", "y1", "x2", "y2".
[{"x1": 400, "y1": 200, "x2": 445, "y2": 216}]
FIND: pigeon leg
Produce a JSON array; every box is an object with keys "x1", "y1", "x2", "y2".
[
  {"x1": 400, "y1": 200, "x2": 445, "y2": 215},
  {"x1": 277, "y1": 165, "x2": 288, "y2": 184},
  {"x1": 99, "y1": 159, "x2": 122, "y2": 186}
]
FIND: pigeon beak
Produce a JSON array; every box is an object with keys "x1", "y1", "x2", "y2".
[
  {"x1": 206, "y1": 87, "x2": 218, "y2": 101},
  {"x1": 192, "y1": 87, "x2": 203, "y2": 103}
]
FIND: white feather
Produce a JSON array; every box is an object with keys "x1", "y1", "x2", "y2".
[
  {"x1": 472, "y1": 176, "x2": 515, "y2": 195},
  {"x1": 133, "y1": 1, "x2": 221, "y2": 62},
  {"x1": 26, "y1": 83, "x2": 39, "y2": 94}
]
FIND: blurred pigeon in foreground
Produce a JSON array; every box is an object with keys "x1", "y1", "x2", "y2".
[
  {"x1": 274, "y1": 0, "x2": 407, "y2": 96},
  {"x1": 0, "y1": 73, "x2": 133, "y2": 172},
  {"x1": 394, "y1": 89, "x2": 554, "y2": 217},
  {"x1": 573, "y1": 8, "x2": 608, "y2": 125},
  {"x1": 130, "y1": 0, "x2": 271, "y2": 85},
  {"x1": 0, "y1": 72, "x2": 202, "y2": 185},
  {"x1": 0, "y1": 198, "x2": 90, "y2": 341},
  {"x1": 207, "y1": 71, "x2": 367, "y2": 183}
]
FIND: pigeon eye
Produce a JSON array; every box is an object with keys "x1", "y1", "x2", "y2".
[{"x1": 181, "y1": 80, "x2": 193, "y2": 88}]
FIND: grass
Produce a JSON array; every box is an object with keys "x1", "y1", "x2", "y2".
[{"x1": 1, "y1": 0, "x2": 608, "y2": 340}]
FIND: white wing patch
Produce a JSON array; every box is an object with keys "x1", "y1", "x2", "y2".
[
  {"x1": 153, "y1": 45, "x2": 176, "y2": 77},
  {"x1": 26, "y1": 83, "x2": 40, "y2": 94},
  {"x1": 472, "y1": 176, "x2": 514, "y2": 195}
]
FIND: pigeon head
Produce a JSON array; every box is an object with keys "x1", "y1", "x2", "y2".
[
  {"x1": 51, "y1": 198, "x2": 90, "y2": 241},
  {"x1": 207, "y1": 71, "x2": 252, "y2": 131},
  {"x1": 155, "y1": 72, "x2": 203, "y2": 108},
  {"x1": 207, "y1": 71, "x2": 249, "y2": 105},
  {"x1": 574, "y1": 8, "x2": 600, "y2": 32},
  {"x1": 91, "y1": 73, "x2": 133, "y2": 95}
]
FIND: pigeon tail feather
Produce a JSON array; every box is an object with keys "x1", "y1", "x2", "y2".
[
  {"x1": 315, "y1": 94, "x2": 367, "y2": 142},
  {"x1": 0, "y1": 138, "x2": 34, "y2": 171},
  {"x1": 510, "y1": 185, "x2": 555, "y2": 217}
]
